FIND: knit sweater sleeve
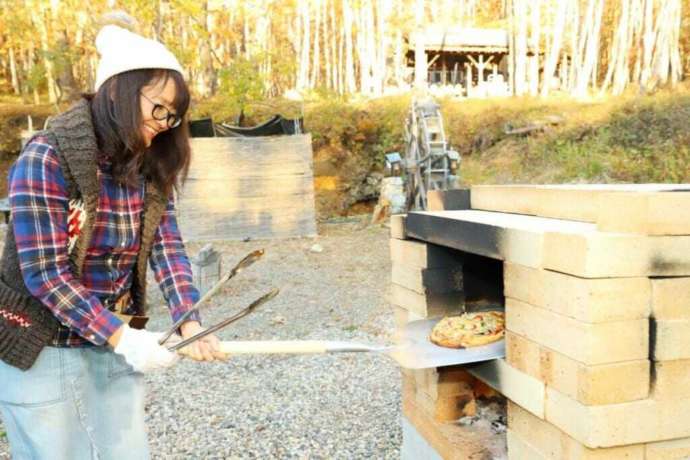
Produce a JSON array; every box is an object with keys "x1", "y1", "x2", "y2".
[
  {"x1": 9, "y1": 138, "x2": 124, "y2": 345},
  {"x1": 149, "y1": 195, "x2": 202, "y2": 325}
]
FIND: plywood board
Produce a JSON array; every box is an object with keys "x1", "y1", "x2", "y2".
[{"x1": 178, "y1": 135, "x2": 316, "y2": 241}]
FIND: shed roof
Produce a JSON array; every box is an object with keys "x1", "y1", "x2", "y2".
[{"x1": 419, "y1": 27, "x2": 509, "y2": 52}]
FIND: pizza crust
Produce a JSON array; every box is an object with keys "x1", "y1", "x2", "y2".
[{"x1": 429, "y1": 311, "x2": 505, "y2": 349}]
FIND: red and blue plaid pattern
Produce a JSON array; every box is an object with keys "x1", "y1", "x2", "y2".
[{"x1": 9, "y1": 137, "x2": 200, "y2": 347}]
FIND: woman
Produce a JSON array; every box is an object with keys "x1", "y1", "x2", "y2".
[{"x1": 0, "y1": 24, "x2": 225, "y2": 459}]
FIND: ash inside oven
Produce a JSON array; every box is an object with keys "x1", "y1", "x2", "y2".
[{"x1": 457, "y1": 396, "x2": 507, "y2": 435}]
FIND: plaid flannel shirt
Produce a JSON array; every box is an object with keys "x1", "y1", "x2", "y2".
[{"x1": 9, "y1": 137, "x2": 200, "y2": 347}]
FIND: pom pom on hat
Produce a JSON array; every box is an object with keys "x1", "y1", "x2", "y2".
[
  {"x1": 94, "y1": 24, "x2": 184, "y2": 91},
  {"x1": 98, "y1": 11, "x2": 140, "y2": 32}
]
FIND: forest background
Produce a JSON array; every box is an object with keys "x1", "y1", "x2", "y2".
[{"x1": 0, "y1": 0, "x2": 689, "y2": 217}]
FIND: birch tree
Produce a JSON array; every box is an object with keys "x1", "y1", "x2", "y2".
[
  {"x1": 297, "y1": 0, "x2": 310, "y2": 90},
  {"x1": 343, "y1": 0, "x2": 356, "y2": 93},
  {"x1": 528, "y1": 0, "x2": 540, "y2": 96},
  {"x1": 511, "y1": 0, "x2": 529, "y2": 95},
  {"x1": 541, "y1": 0, "x2": 567, "y2": 96},
  {"x1": 650, "y1": 0, "x2": 682, "y2": 87},
  {"x1": 573, "y1": 0, "x2": 604, "y2": 97},
  {"x1": 310, "y1": 0, "x2": 321, "y2": 88},
  {"x1": 413, "y1": 0, "x2": 427, "y2": 89},
  {"x1": 601, "y1": 0, "x2": 635, "y2": 95}
]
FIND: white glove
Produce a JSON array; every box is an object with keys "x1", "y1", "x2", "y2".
[{"x1": 113, "y1": 325, "x2": 179, "y2": 373}]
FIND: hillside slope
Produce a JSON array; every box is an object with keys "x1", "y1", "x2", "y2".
[{"x1": 2, "y1": 85, "x2": 689, "y2": 218}]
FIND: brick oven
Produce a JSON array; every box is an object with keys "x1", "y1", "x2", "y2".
[{"x1": 392, "y1": 185, "x2": 690, "y2": 459}]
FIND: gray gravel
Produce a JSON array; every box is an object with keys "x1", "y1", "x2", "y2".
[{"x1": 0, "y1": 218, "x2": 402, "y2": 459}]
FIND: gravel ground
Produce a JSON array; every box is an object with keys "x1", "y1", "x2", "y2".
[{"x1": 0, "y1": 218, "x2": 401, "y2": 459}]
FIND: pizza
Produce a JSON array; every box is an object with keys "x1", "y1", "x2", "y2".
[{"x1": 429, "y1": 311, "x2": 505, "y2": 348}]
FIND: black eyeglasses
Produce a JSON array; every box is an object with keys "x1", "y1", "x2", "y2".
[{"x1": 140, "y1": 92, "x2": 182, "y2": 129}]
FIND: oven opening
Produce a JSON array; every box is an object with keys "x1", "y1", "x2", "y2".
[{"x1": 462, "y1": 251, "x2": 504, "y2": 312}]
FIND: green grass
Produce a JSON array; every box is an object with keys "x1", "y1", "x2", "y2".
[{"x1": 455, "y1": 84, "x2": 690, "y2": 185}]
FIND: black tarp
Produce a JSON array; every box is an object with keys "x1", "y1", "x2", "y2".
[{"x1": 189, "y1": 115, "x2": 304, "y2": 138}]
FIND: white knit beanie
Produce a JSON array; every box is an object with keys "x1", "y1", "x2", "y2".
[{"x1": 94, "y1": 25, "x2": 184, "y2": 91}]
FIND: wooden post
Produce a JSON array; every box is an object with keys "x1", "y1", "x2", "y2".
[
  {"x1": 442, "y1": 56, "x2": 447, "y2": 85},
  {"x1": 478, "y1": 54, "x2": 485, "y2": 85},
  {"x1": 465, "y1": 62, "x2": 473, "y2": 96},
  {"x1": 468, "y1": 54, "x2": 494, "y2": 96}
]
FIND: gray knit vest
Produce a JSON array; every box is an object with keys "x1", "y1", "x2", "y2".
[{"x1": 0, "y1": 98, "x2": 168, "y2": 370}]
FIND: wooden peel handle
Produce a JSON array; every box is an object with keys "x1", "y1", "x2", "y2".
[{"x1": 219, "y1": 340, "x2": 330, "y2": 354}]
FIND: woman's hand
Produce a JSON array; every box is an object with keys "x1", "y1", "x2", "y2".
[{"x1": 177, "y1": 321, "x2": 229, "y2": 362}]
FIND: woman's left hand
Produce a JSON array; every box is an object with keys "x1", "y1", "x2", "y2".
[{"x1": 177, "y1": 321, "x2": 229, "y2": 362}]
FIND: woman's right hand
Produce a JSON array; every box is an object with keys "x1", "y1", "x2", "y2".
[{"x1": 111, "y1": 325, "x2": 179, "y2": 373}]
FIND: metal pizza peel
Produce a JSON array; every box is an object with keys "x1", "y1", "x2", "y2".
[
  {"x1": 387, "y1": 318, "x2": 505, "y2": 369},
  {"x1": 216, "y1": 318, "x2": 504, "y2": 369}
]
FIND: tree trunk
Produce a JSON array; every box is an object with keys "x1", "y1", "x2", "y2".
[
  {"x1": 601, "y1": 0, "x2": 634, "y2": 95},
  {"x1": 375, "y1": 0, "x2": 391, "y2": 95},
  {"x1": 507, "y1": 0, "x2": 515, "y2": 94},
  {"x1": 242, "y1": 4, "x2": 249, "y2": 60},
  {"x1": 513, "y1": 0, "x2": 528, "y2": 95},
  {"x1": 630, "y1": 0, "x2": 644, "y2": 84},
  {"x1": 197, "y1": 1, "x2": 217, "y2": 97},
  {"x1": 337, "y1": 4, "x2": 345, "y2": 94},
  {"x1": 393, "y1": 27, "x2": 405, "y2": 88},
  {"x1": 368, "y1": 0, "x2": 382, "y2": 95},
  {"x1": 528, "y1": 0, "x2": 540, "y2": 95},
  {"x1": 616, "y1": 0, "x2": 640, "y2": 93},
  {"x1": 310, "y1": 0, "x2": 321, "y2": 88},
  {"x1": 323, "y1": 0, "x2": 332, "y2": 91},
  {"x1": 366, "y1": 0, "x2": 377, "y2": 94},
  {"x1": 34, "y1": 0, "x2": 58, "y2": 103},
  {"x1": 28, "y1": 44, "x2": 40, "y2": 104},
  {"x1": 414, "y1": 0, "x2": 427, "y2": 89},
  {"x1": 651, "y1": 0, "x2": 682, "y2": 87},
  {"x1": 668, "y1": 0, "x2": 682, "y2": 85},
  {"x1": 298, "y1": 0, "x2": 311, "y2": 90},
  {"x1": 9, "y1": 47, "x2": 20, "y2": 95},
  {"x1": 343, "y1": 0, "x2": 356, "y2": 93},
  {"x1": 574, "y1": 0, "x2": 604, "y2": 97},
  {"x1": 356, "y1": 4, "x2": 370, "y2": 94},
  {"x1": 541, "y1": 0, "x2": 567, "y2": 96},
  {"x1": 640, "y1": 0, "x2": 655, "y2": 89},
  {"x1": 290, "y1": 7, "x2": 301, "y2": 88},
  {"x1": 55, "y1": 30, "x2": 79, "y2": 101},
  {"x1": 330, "y1": 0, "x2": 339, "y2": 91}
]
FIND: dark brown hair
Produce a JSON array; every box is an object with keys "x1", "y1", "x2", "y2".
[{"x1": 89, "y1": 68, "x2": 191, "y2": 196}]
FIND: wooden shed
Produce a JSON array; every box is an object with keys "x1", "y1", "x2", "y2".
[
  {"x1": 177, "y1": 135, "x2": 317, "y2": 241},
  {"x1": 408, "y1": 27, "x2": 511, "y2": 96}
]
